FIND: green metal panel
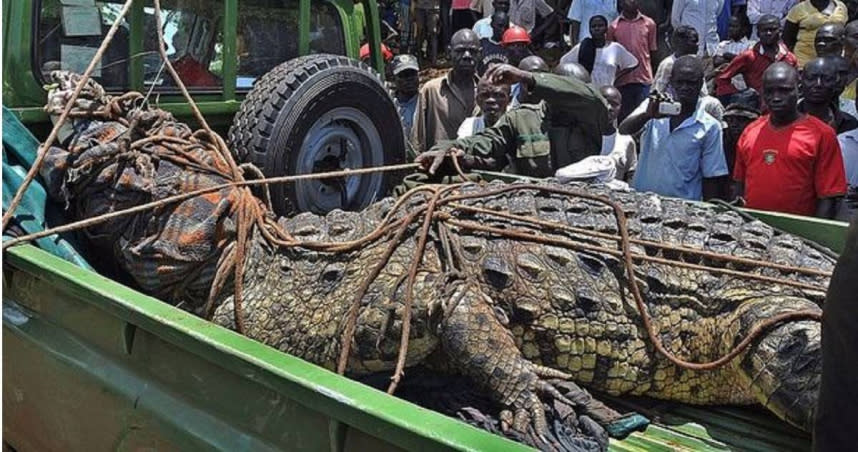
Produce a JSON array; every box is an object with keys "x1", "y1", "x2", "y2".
[
  {"x1": 222, "y1": 0, "x2": 238, "y2": 101},
  {"x1": 2, "y1": 243, "x2": 530, "y2": 452},
  {"x1": 741, "y1": 207, "x2": 849, "y2": 254},
  {"x1": 298, "y1": 0, "x2": 311, "y2": 55},
  {"x1": 128, "y1": 0, "x2": 145, "y2": 92}
]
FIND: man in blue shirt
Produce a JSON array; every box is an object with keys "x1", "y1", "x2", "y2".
[
  {"x1": 391, "y1": 54, "x2": 420, "y2": 158},
  {"x1": 619, "y1": 55, "x2": 728, "y2": 200}
]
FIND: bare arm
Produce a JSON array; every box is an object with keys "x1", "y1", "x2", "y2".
[
  {"x1": 619, "y1": 99, "x2": 658, "y2": 135},
  {"x1": 815, "y1": 197, "x2": 840, "y2": 219},
  {"x1": 783, "y1": 21, "x2": 799, "y2": 51},
  {"x1": 733, "y1": 180, "x2": 745, "y2": 199}
]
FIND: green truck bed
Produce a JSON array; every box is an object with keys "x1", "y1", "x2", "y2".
[{"x1": 3, "y1": 208, "x2": 846, "y2": 451}]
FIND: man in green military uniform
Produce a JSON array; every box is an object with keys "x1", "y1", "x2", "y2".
[{"x1": 416, "y1": 63, "x2": 611, "y2": 178}]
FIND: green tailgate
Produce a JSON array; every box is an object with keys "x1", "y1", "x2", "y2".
[{"x1": 2, "y1": 244, "x2": 527, "y2": 451}]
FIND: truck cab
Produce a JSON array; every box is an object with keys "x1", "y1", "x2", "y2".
[{"x1": 3, "y1": 0, "x2": 382, "y2": 127}]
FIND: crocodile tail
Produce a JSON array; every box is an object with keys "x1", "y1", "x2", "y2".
[{"x1": 728, "y1": 296, "x2": 822, "y2": 432}]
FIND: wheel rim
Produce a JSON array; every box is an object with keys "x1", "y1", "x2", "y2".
[{"x1": 295, "y1": 106, "x2": 385, "y2": 213}]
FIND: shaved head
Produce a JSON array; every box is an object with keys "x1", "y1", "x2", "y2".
[
  {"x1": 764, "y1": 61, "x2": 799, "y2": 86},
  {"x1": 450, "y1": 29, "x2": 481, "y2": 75},
  {"x1": 762, "y1": 62, "x2": 799, "y2": 121},
  {"x1": 599, "y1": 85, "x2": 622, "y2": 122},
  {"x1": 518, "y1": 55, "x2": 549, "y2": 72},
  {"x1": 815, "y1": 22, "x2": 846, "y2": 57},
  {"x1": 553, "y1": 62, "x2": 591, "y2": 83}
]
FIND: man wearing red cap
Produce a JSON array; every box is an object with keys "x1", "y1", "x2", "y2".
[{"x1": 502, "y1": 26, "x2": 533, "y2": 66}]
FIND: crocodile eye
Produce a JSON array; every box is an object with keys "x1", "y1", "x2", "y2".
[
  {"x1": 319, "y1": 263, "x2": 345, "y2": 288},
  {"x1": 482, "y1": 255, "x2": 513, "y2": 289}
]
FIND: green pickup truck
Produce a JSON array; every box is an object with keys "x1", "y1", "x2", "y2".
[{"x1": 2, "y1": 1, "x2": 851, "y2": 450}]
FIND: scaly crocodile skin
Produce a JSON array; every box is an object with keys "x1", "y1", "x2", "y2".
[{"x1": 212, "y1": 181, "x2": 832, "y2": 433}]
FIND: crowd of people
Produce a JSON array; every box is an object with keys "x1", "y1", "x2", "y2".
[{"x1": 367, "y1": 0, "x2": 858, "y2": 220}]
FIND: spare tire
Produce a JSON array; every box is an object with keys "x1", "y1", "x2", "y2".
[{"x1": 228, "y1": 54, "x2": 406, "y2": 215}]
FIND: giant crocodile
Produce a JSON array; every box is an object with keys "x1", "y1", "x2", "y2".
[
  {"x1": 31, "y1": 71, "x2": 832, "y2": 444},
  {"x1": 209, "y1": 181, "x2": 830, "y2": 433}
]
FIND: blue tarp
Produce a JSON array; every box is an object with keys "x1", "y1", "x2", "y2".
[{"x1": 2, "y1": 106, "x2": 91, "y2": 269}]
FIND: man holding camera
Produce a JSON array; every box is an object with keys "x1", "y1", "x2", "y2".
[{"x1": 619, "y1": 55, "x2": 728, "y2": 201}]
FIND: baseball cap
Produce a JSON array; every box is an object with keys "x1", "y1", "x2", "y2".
[{"x1": 391, "y1": 54, "x2": 420, "y2": 75}]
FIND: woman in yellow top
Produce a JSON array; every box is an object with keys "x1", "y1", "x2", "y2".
[{"x1": 784, "y1": 0, "x2": 848, "y2": 65}]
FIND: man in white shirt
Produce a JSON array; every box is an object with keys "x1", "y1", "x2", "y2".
[
  {"x1": 555, "y1": 86, "x2": 637, "y2": 186},
  {"x1": 672, "y1": 0, "x2": 725, "y2": 57},
  {"x1": 837, "y1": 123, "x2": 858, "y2": 219},
  {"x1": 457, "y1": 77, "x2": 512, "y2": 137}
]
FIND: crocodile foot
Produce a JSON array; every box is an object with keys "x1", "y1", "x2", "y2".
[
  {"x1": 437, "y1": 281, "x2": 620, "y2": 450},
  {"x1": 498, "y1": 365, "x2": 609, "y2": 449}
]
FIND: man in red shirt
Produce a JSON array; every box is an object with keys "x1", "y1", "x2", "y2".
[
  {"x1": 607, "y1": 0, "x2": 658, "y2": 121},
  {"x1": 715, "y1": 15, "x2": 798, "y2": 106},
  {"x1": 733, "y1": 62, "x2": 847, "y2": 218}
]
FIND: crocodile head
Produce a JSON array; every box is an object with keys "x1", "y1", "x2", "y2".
[{"x1": 44, "y1": 70, "x2": 108, "y2": 118}]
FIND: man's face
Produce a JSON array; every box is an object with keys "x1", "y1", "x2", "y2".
[
  {"x1": 395, "y1": 69, "x2": 419, "y2": 96},
  {"x1": 603, "y1": 90, "x2": 622, "y2": 122},
  {"x1": 728, "y1": 17, "x2": 744, "y2": 40},
  {"x1": 757, "y1": 21, "x2": 781, "y2": 46},
  {"x1": 670, "y1": 66, "x2": 703, "y2": 105},
  {"x1": 846, "y1": 26, "x2": 858, "y2": 53},
  {"x1": 493, "y1": 0, "x2": 511, "y2": 13},
  {"x1": 815, "y1": 28, "x2": 844, "y2": 57},
  {"x1": 725, "y1": 114, "x2": 754, "y2": 143},
  {"x1": 506, "y1": 42, "x2": 529, "y2": 65},
  {"x1": 590, "y1": 18, "x2": 608, "y2": 40},
  {"x1": 477, "y1": 84, "x2": 511, "y2": 125},
  {"x1": 801, "y1": 62, "x2": 839, "y2": 104},
  {"x1": 674, "y1": 33, "x2": 699, "y2": 56},
  {"x1": 451, "y1": 38, "x2": 481, "y2": 73},
  {"x1": 621, "y1": 0, "x2": 639, "y2": 14},
  {"x1": 763, "y1": 71, "x2": 799, "y2": 115}
]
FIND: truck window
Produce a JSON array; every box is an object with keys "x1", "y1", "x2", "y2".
[
  {"x1": 36, "y1": 0, "x2": 132, "y2": 89},
  {"x1": 236, "y1": 0, "x2": 345, "y2": 90},
  {"x1": 142, "y1": 0, "x2": 224, "y2": 90}
]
